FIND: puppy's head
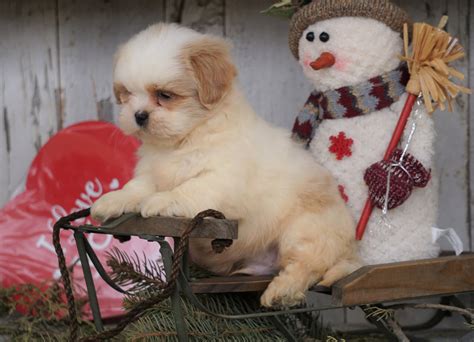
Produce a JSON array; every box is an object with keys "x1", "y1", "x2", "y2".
[{"x1": 113, "y1": 23, "x2": 237, "y2": 143}]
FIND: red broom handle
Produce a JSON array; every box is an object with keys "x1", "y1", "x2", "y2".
[{"x1": 355, "y1": 93, "x2": 418, "y2": 240}]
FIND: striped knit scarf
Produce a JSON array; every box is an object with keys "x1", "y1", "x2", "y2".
[{"x1": 292, "y1": 64, "x2": 409, "y2": 145}]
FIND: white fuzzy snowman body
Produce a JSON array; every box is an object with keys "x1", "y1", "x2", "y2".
[
  {"x1": 310, "y1": 96, "x2": 439, "y2": 264},
  {"x1": 297, "y1": 17, "x2": 440, "y2": 265}
]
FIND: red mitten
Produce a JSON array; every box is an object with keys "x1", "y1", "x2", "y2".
[{"x1": 364, "y1": 149, "x2": 431, "y2": 210}]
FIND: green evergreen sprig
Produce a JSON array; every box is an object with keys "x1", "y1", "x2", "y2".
[
  {"x1": 107, "y1": 249, "x2": 336, "y2": 341},
  {"x1": 261, "y1": 0, "x2": 312, "y2": 18},
  {"x1": 106, "y1": 247, "x2": 166, "y2": 293},
  {"x1": 0, "y1": 282, "x2": 94, "y2": 341}
]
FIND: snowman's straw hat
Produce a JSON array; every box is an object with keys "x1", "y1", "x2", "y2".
[{"x1": 289, "y1": 0, "x2": 410, "y2": 59}]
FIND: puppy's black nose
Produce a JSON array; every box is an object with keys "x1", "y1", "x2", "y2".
[{"x1": 134, "y1": 111, "x2": 149, "y2": 127}]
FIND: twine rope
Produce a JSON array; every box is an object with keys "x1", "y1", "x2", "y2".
[{"x1": 52, "y1": 208, "x2": 91, "y2": 342}]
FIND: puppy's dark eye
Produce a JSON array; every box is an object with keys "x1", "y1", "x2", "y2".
[
  {"x1": 319, "y1": 32, "x2": 330, "y2": 43},
  {"x1": 157, "y1": 91, "x2": 172, "y2": 100},
  {"x1": 306, "y1": 31, "x2": 315, "y2": 42}
]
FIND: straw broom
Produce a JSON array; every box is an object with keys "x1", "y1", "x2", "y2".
[{"x1": 355, "y1": 17, "x2": 471, "y2": 240}]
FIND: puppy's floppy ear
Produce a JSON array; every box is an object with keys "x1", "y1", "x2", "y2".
[
  {"x1": 113, "y1": 83, "x2": 124, "y2": 104},
  {"x1": 113, "y1": 83, "x2": 130, "y2": 105},
  {"x1": 112, "y1": 45, "x2": 130, "y2": 104},
  {"x1": 184, "y1": 37, "x2": 237, "y2": 108}
]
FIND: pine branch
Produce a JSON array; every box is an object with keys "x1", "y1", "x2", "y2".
[
  {"x1": 123, "y1": 295, "x2": 285, "y2": 341},
  {"x1": 0, "y1": 282, "x2": 95, "y2": 341},
  {"x1": 364, "y1": 306, "x2": 396, "y2": 322},
  {"x1": 106, "y1": 247, "x2": 166, "y2": 293},
  {"x1": 106, "y1": 250, "x2": 337, "y2": 341},
  {"x1": 261, "y1": 0, "x2": 312, "y2": 18}
]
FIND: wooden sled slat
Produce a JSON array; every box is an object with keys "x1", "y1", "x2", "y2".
[
  {"x1": 190, "y1": 275, "x2": 273, "y2": 293},
  {"x1": 332, "y1": 253, "x2": 474, "y2": 306},
  {"x1": 190, "y1": 275, "x2": 332, "y2": 294},
  {"x1": 190, "y1": 254, "x2": 474, "y2": 307},
  {"x1": 76, "y1": 214, "x2": 238, "y2": 239}
]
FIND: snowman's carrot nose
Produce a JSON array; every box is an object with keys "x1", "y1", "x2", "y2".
[{"x1": 310, "y1": 52, "x2": 336, "y2": 70}]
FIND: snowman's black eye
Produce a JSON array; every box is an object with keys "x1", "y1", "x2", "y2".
[
  {"x1": 319, "y1": 32, "x2": 330, "y2": 43},
  {"x1": 306, "y1": 32, "x2": 315, "y2": 42}
]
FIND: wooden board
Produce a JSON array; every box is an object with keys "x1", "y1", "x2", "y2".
[
  {"x1": 165, "y1": 0, "x2": 224, "y2": 36},
  {"x1": 190, "y1": 275, "x2": 331, "y2": 294},
  {"x1": 190, "y1": 254, "x2": 474, "y2": 306},
  {"x1": 0, "y1": 0, "x2": 60, "y2": 205},
  {"x1": 191, "y1": 275, "x2": 273, "y2": 294},
  {"x1": 332, "y1": 254, "x2": 474, "y2": 307},
  {"x1": 77, "y1": 214, "x2": 238, "y2": 239},
  {"x1": 225, "y1": 0, "x2": 311, "y2": 129}
]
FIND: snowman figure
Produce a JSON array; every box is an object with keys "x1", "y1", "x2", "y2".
[{"x1": 289, "y1": 0, "x2": 440, "y2": 265}]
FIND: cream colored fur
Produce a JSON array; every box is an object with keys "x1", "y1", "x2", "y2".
[
  {"x1": 297, "y1": 17, "x2": 440, "y2": 264},
  {"x1": 92, "y1": 23, "x2": 359, "y2": 307}
]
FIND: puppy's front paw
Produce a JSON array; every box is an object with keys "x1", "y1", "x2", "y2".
[
  {"x1": 260, "y1": 276, "x2": 306, "y2": 308},
  {"x1": 91, "y1": 190, "x2": 139, "y2": 222},
  {"x1": 140, "y1": 192, "x2": 188, "y2": 218}
]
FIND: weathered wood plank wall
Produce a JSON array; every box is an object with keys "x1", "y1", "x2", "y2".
[
  {"x1": 57, "y1": 0, "x2": 165, "y2": 126},
  {"x1": 0, "y1": 0, "x2": 59, "y2": 204},
  {"x1": 0, "y1": 0, "x2": 472, "y2": 326}
]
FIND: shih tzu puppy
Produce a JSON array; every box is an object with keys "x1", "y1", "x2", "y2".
[{"x1": 92, "y1": 23, "x2": 359, "y2": 307}]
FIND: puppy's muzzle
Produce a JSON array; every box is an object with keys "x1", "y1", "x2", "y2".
[{"x1": 135, "y1": 111, "x2": 149, "y2": 127}]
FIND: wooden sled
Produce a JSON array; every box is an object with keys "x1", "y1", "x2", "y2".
[{"x1": 58, "y1": 211, "x2": 474, "y2": 341}]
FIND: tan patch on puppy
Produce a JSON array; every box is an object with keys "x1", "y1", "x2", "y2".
[
  {"x1": 145, "y1": 79, "x2": 196, "y2": 112},
  {"x1": 113, "y1": 82, "x2": 130, "y2": 104},
  {"x1": 182, "y1": 37, "x2": 237, "y2": 108},
  {"x1": 299, "y1": 172, "x2": 338, "y2": 212},
  {"x1": 146, "y1": 85, "x2": 182, "y2": 112},
  {"x1": 260, "y1": 204, "x2": 358, "y2": 307},
  {"x1": 161, "y1": 78, "x2": 198, "y2": 98}
]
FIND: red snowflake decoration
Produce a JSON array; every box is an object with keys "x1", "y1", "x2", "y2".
[
  {"x1": 338, "y1": 184, "x2": 349, "y2": 203},
  {"x1": 329, "y1": 131, "x2": 353, "y2": 160}
]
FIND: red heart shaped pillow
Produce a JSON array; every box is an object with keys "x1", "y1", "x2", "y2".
[{"x1": 0, "y1": 121, "x2": 159, "y2": 318}]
